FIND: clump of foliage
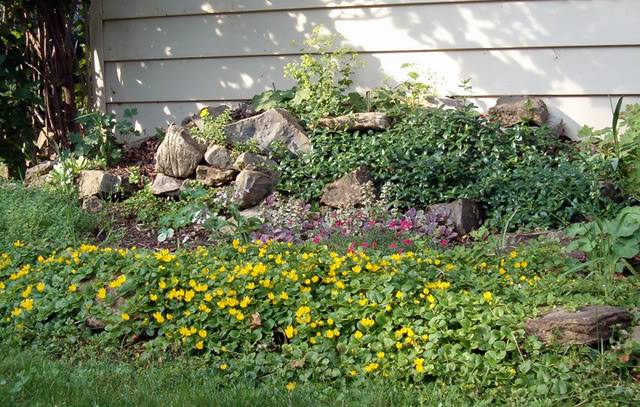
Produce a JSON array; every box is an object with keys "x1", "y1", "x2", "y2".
[
  {"x1": 0, "y1": 182, "x2": 97, "y2": 252},
  {"x1": 277, "y1": 106, "x2": 610, "y2": 230},
  {"x1": 580, "y1": 98, "x2": 640, "y2": 201},
  {"x1": 252, "y1": 26, "x2": 362, "y2": 125},
  {"x1": 70, "y1": 108, "x2": 139, "y2": 169},
  {"x1": 191, "y1": 108, "x2": 232, "y2": 146},
  {"x1": 0, "y1": 239, "x2": 638, "y2": 404}
]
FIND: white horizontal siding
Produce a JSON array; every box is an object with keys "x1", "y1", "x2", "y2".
[
  {"x1": 104, "y1": 0, "x2": 640, "y2": 61},
  {"x1": 105, "y1": 48, "x2": 640, "y2": 103},
  {"x1": 94, "y1": 0, "x2": 640, "y2": 139},
  {"x1": 103, "y1": 0, "x2": 493, "y2": 19}
]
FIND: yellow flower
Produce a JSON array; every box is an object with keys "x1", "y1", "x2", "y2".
[
  {"x1": 36, "y1": 282, "x2": 45, "y2": 293},
  {"x1": 153, "y1": 312, "x2": 165, "y2": 324},
  {"x1": 510, "y1": 251, "x2": 517, "y2": 259},
  {"x1": 219, "y1": 363, "x2": 228, "y2": 370},
  {"x1": 154, "y1": 249, "x2": 175, "y2": 263},
  {"x1": 0, "y1": 281, "x2": 5, "y2": 290},
  {"x1": 395, "y1": 291, "x2": 404, "y2": 300},
  {"x1": 414, "y1": 357, "x2": 425, "y2": 373},
  {"x1": 20, "y1": 298, "x2": 33, "y2": 311},
  {"x1": 377, "y1": 352, "x2": 385, "y2": 359},
  {"x1": 158, "y1": 280, "x2": 167, "y2": 290},
  {"x1": 198, "y1": 329, "x2": 207, "y2": 338},
  {"x1": 285, "y1": 382, "x2": 296, "y2": 392},
  {"x1": 195, "y1": 340, "x2": 204, "y2": 350},
  {"x1": 149, "y1": 294, "x2": 158, "y2": 302},
  {"x1": 360, "y1": 318, "x2": 375, "y2": 329},
  {"x1": 68, "y1": 284, "x2": 77, "y2": 293},
  {"x1": 279, "y1": 292, "x2": 289, "y2": 300},
  {"x1": 199, "y1": 108, "x2": 210, "y2": 118},
  {"x1": 364, "y1": 363, "x2": 379, "y2": 373},
  {"x1": 521, "y1": 261, "x2": 528, "y2": 268},
  {"x1": 483, "y1": 291, "x2": 493, "y2": 302},
  {"x1": 326, "y1": 329, "x2": 335, "y2": 339},
  {"x1": 11, "y1": 307, "x2": 22, "y2": 317},
  {"x1": 121, "y1": 313, "x2": 130, "y2": 321},
  {"x1": 354, "y1": 330, "x2": 363, "y2": 340},
  {"x1": 284, "y1": 325, "x2": 296, "y2": 339},
  {"x1": 13, "y1": 240, "x2": 24, "y2": 248},
  {"x1": 350, "y1": 370, "x2": 357, "y2": 377},
  {"x1": 97, "y1": 288, "x2": 107, "y2": 300},
  {"x1": 21, "y1": 285, "x2": 32, "y2": 298}
]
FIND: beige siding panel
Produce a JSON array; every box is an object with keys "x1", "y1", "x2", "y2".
[
  {"x1": 103, "y1": 0, "x2": 494, "y2": 19},
  {"x1": 108, "y1": 97, "x2": 640, "y2": 142},
  {"x1": 104, "y1": 47, "x2": 640, "y2": 103},
  {"x1": 104, "y1": 0, "x2": 640, "y2": 61}
]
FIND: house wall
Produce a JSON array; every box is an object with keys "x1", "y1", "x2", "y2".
[{"x1": 90, "y1": 0, "x2": 640, "y2": 141}]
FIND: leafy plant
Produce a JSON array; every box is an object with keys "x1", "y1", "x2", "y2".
[
  {"x1": 70, "y1": 108, "x2": 139, "y2": 168},
  {"x1": 48, "y1": 153, "x2": 91, "y2": 194},
  {"x1": 566, "y1": 206, "x2": 640, "y2": 284},
  {"x1": 191, "y1": 108, "x2": 232, "y2": 146},
  {"x1": 253, "y1": 26, "x2": 362, "y2": 125}
]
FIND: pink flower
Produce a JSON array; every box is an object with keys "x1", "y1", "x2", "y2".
[
  {"x1": 389, "y1": 242, "x2": 398, "y2": 249},
  {"x1": 312, "y1": 235, "x2": 322, "y2": 244},
  {"x1": 402, "y1": 239, "x2": 413, "y2": 246},
  {"x1": 360, "y1": 242, "x2": 369, "y2": 249},
  {"x1": 399, "y1": 219, "x2": 412, "y2": 231},
  {"x1": 439, "y1": 239, "x2": 448, "y2": 249}
]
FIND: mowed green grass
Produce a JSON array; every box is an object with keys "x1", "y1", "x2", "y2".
[{"x1": 0, "y1": 351, "x2": 476, "y2": 407}]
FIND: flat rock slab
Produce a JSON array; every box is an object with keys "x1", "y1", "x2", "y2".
[
  {"x1": 317, "y1": 112, "x2": 391, "y2": 131},
  {"x1": 233, "y1": 169, "x2": 278, "y2": 209},
  {"x1": 525, "y1": 305, "x2": 632, "y2": 345},
  {"x1": 224, "y1": 108, "x2": 311, "y2": 154},
  {"x1": 152, "y1": 173, "x2": 184, "y2": 196},
  {"x1": 195, "y1": 165, "x2": 237, "y2": 187},
  {"x1": 77, "y1": 170, "x2": 123, "y2": 199}
]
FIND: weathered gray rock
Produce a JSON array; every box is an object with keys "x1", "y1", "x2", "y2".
[
  {"x1": 525, "y1": 305, "x2": 632, "y2": 345},
  {"x1": 77, "y1": 170, "x2": 123, "y2": 199},
  {"x1": 155, "y1": 124, "x2": 205, "y2": 178},
  {"x1": 0, "y1": 162, "x2": 9, "y2": 180},
  {"x1": 25, "y1": 161, "x2": 56, "y2": 186},
  {"x1": 152, "y1": 173, "x2": 184, "y2": 196},
  {"x1": 317, "y1": 112, "x2": 391, "y2": 131},
  {"x1": 488, "y1": 96, "x2": 549, "y2": 127},
  {"x1": 224, "y1": 108, "x2": 311, "y2": 154},
  {"x1": 630, "y1": 326, "x2": 640, "y2": 344},
  {"x1": 233, "y1": 169, "x2": 277, "y2": 209},
  {"x1": 233, "y1": 152, "x2": 278, "y2": 172},
  {"x1": 204, "y1": 145, "x2": 233, "y2": 169},
  {"x1": 81, "y1": 196, "x2": 105, "y2": 214},
  {"x1": 320, "y1": 166, "x2": 373, "y2": 209},
  {"x1": 429, "y1": 199, "x2": 483, "y2": 235},
  {"x1": 195, "y1": 165, "x2": 237, "y2": 187}
]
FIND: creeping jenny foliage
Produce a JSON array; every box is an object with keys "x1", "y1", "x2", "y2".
[{"x1": 1, "y1": 239, "x2": 638, "y2": 403}]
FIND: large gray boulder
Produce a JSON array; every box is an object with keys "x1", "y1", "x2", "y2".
[
  {"x1": 320, "y1": 166, "x2": 373, "y2": 209},
  {"x1": 428, "y1": 199, "x2": 483, "y2": 235},
  {"x1": 151, "y1": 173, "x2": 184, "y2": 196},
  {"x1": 233, "y1": 169, "x2": 277, "y2": 209},
  {"x1": 224, "y1": 108, "x2": 311, "y2": 154},
  {"x1": 195, "y1": 165, "x2": 237, "y2": 187},
  {"x1": 204, "y1": 145, "x2": 233, "y2": 169},
  {"x1": 317, "y1": 112, "x2": 391, "y2": 132},
  {"x1": 525, "y1": 305, "x2": 632, "y2": 345},
  {"x1": 155, "y1": 124, "x2": 205, "y2": 178},
  {"x1": 488, "y1": 96, "x2": 549, "y2": 127},
  {"x1": 77, "y1": 170, "x2": 123, "y2": 199}
]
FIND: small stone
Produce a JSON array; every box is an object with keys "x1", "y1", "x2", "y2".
[
  {"x1": 525, "y1": 305, "x2": 632, "y2": 345},
  {"x1": 204, "y1": 145, "x2": 233, "y2": 169},
  {"x1": 155, "y1": 124, "x2": 206, "y2": 178},
  {"x1": 77, "y1": 170, "x2": 123, "y2": 199},
  {"x1": 631, "y1": 326, "x2": 640, "y2": 343},
  {"x1": 152, "y1": 173, "x2": 184, "y2": 196},
  {"x1": 317, "y1": 112, "x2": 391, "y2": 131},
  {"x1": 428, "y1": 199, "x2": 483, "y2": 235},
  {"x1": 232, "y1": 152, "x2": 278, "y2": 172},
  {"x1": 488, "y1": 96, "x2": 549, "y2": 127},
  {"x1": 25, "y1": 161, "x2": 56, "y2": 186},
  {"x1": 224, "y1": 108, "x2": 311, "y2": 154},
  {"x1": 0, "y1": 162, "x2": 9, "y2": 180},
  {"x1": 320, "y1": 166, "x2": 373, "y2": 209},
  {"x1": 82, "y1": 196, "x2": 105, "y2": 214},
  {"x1": 195, "y1": 165, "x2": 237, "y2": 187},
  {"x1": 233, "y1": 169, "x2": 277, "y2": 209}
]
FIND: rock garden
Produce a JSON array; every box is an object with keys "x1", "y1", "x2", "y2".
[{"x1": 1, "y1": 31, "x2": 640, "y2": 406}]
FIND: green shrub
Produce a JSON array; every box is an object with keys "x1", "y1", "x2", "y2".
[
  {"x1": 0, "y1": 182, "x2": 98, "y2": 252},
  {"x1": 277, "y1": 107, "x2": 610, "y2": 229},
  {"x1": 191, "y1": 108, "x2": 232, "y2": 146}
]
